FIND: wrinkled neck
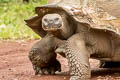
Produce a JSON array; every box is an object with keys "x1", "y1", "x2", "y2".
[
  {"x1": 60, "y1": 14, "x2": 76, "y2": 39},
  {"x1": 46, "y1": 32, "x2": 54, "y2": 37}
]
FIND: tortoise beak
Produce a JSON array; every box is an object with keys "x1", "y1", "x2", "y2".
[
  {"x1": 42, "y1": 23, "x2": 62, "y2": 31},
  {"x1": 43, "y1": 26, "x2": 61, "y2": 31}
]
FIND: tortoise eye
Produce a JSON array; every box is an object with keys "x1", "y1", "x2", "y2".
[
  {"x1": 44, "y1": 18, "x2": 48, "y2": 22},
  {"x1": 55, "y1": 18, "x2": 59, "y2": 21}
]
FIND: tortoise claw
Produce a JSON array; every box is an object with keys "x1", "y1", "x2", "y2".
[{"x1": 33, "y1": 59, "x2": 61, "y2": 75}]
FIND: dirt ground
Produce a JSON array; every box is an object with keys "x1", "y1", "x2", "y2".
[{"x1": 0, "y1": 40, "x2": 120, "y2": 80}]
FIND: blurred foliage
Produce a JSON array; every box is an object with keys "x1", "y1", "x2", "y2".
[
  {"x1": 0, "y1": 0, "x2": 43, "y2": 3},
  {"x1": 0, "y1": 0, "x2": 48, "y2": 40}
]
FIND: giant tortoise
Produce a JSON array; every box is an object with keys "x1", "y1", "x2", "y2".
[{"x1": 25, "y1": 0, "x2": 120, "y2": 80}]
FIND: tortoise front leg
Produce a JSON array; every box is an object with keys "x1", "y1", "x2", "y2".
[
  {"x1": 65, "y1": 33, "x2": 91, "y2": 80},
  {"x1": 29, "y1": 35, "x2": 62, "y2": 75}
]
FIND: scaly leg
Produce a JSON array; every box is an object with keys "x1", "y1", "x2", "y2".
[
  {"x1": 65, "y1": 33, "x2": 91, "y2": 80},
  {"x1": 29, "y1": 35, "x2": 61, "y2": 75}
]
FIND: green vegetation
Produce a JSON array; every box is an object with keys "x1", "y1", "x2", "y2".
[{"x1": 0, "y1": 0, "x2": 48, "y2": 40}]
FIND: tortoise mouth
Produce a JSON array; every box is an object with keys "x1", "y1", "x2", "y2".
[
  {"x1": 42, "y1": 26, "x2": 62, "y2": 32},
  {"x1": 42, "y1": 23, "x2": 62, "y2": 32}
]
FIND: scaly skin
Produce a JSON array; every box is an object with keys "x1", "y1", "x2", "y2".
[
  {"x1": 29, "y1": 33, "x2": 65, "y2": 75},
  {"x1": 65, "y1": 33, "x2": 90, "y2": 80},
  {"x1": 64, "y1": 24, "x2": 115, "y2": 79}
]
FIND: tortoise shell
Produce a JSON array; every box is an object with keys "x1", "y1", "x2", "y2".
[{"x1": 25, "y1": 0, "x2": 120, "y2": 38}]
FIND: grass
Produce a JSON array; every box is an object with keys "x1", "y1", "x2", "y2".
[{"x1": 0, "y1": 0, "x2": 48, "y2": 40}]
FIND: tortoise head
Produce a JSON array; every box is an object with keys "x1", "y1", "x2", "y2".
[
  {"x1": 42, "y1": 13, "x2": 75, "y2": 39},
  {"x1": 42, "y1": 13, "x2": 76, "y2": 39},
  {"x1": 42, "y1": 13, "x2": 63, "y2": 32}
]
